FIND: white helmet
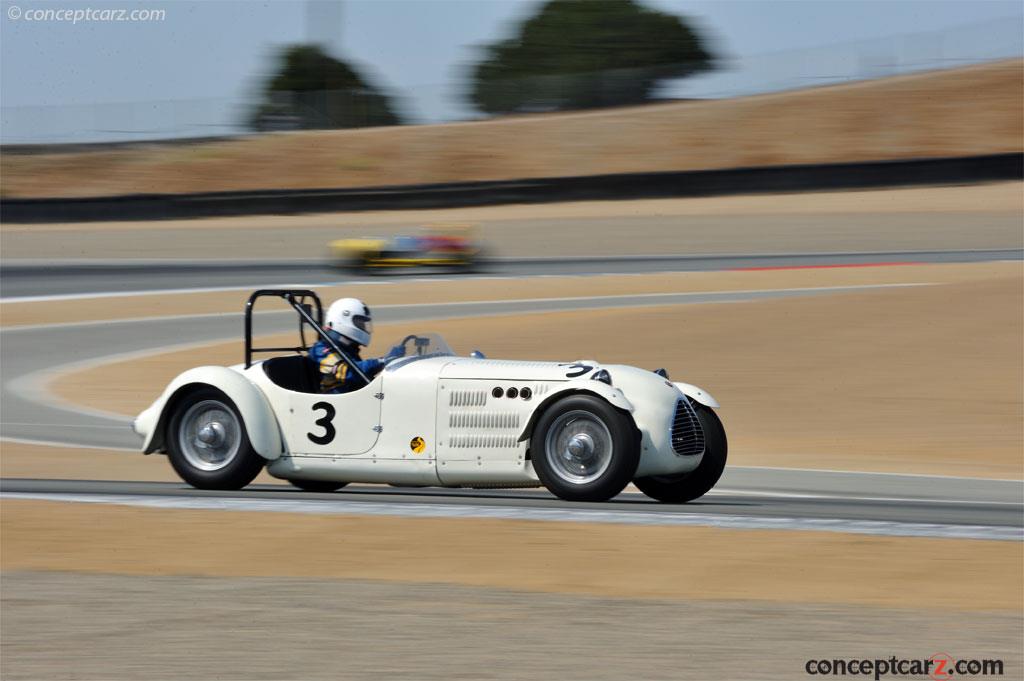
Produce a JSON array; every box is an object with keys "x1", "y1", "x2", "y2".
[{"x1": 325, "y1": 297, "x2": 373, "y2": 347}]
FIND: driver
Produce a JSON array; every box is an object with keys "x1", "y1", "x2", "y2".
[{"x1": 309, "y1": 297, "x2": 403, "y2": 394}]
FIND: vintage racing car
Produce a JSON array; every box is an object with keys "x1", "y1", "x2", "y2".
[
  {"x1": 329, "y1": 223, "x2": 481, "y2": 271},
  {"x1": 133, "y1": 290, "x2": 727, "y2": 502}
]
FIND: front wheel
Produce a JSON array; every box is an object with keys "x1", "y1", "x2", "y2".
[
  {"x1": 530, "y1": 395, "x2": 639, "y2": 502},
  {"x1": 166, "y1": 387, "x2": 265, "y2": 490},
  {"x1": 459, "y1": 247, "x2": 486, "y2": 273},
  {"x1": 634, "y1": 404, "x2": 727, "y2": 503}
]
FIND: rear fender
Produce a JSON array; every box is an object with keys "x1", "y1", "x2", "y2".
[
  {"x1": 517, "y1": 379, "x2": 634, "y2": 443},
  {"x1": 134, "y1": 366, "x2": 284, "y2": 460}
]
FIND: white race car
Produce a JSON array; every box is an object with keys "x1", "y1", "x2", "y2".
[{"x1": 133, "y1": 290, "x2": 727, "y2": 503}]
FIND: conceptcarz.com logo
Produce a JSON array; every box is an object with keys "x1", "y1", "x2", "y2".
[{"x1": 804, "y1": 653, "x2": 1005, "y2": 680}]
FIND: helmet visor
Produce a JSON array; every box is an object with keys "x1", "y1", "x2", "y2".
[{"x1": 352, "y1": 315, "x2": 373, "y2": 335}]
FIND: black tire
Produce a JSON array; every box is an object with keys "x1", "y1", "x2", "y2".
[
  {"x1": 530, "y1": 394, "x2": 640, "y2": 502},
  {"x1": 288, "y1": 479, "x2": 348, "y2": 493},
  {"x1": 165, "y1": 387, "x2": 265, "y2": 490},
  {"x1": 336, "y1": 253, "x2": 366, "y2": 272},
  {"x1": 362, "y1": 251, "x2": 388, "y2": 275},
  {"x1": 459, "y1": 247, "x2": 486, "y2": 273},
  {"x1": 334, "y1": 250, "x2": 375, "y2": 273},
  {"x1": 634, "y1": 404, "x2": 727, "y2": 503}
]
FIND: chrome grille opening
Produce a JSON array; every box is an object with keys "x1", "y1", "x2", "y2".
[{"x1": 671, "y1": 399, "x2": 705, "y2": 456}]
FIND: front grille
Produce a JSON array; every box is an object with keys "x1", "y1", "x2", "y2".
[{"x1": 671, "y1": 399, "x2": 705, "y2": 456}]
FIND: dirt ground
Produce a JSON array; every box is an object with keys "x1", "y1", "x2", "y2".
[
  {"x1": 3, "y1": 176, "x2": 1021, "y2": 681},
  {"x1": 4, "y1": 572, "x2": 1019, "y2": 681},
  {"x1": 0, "y1": 441, "x2": 284, "y2": 485},
  {"x1": 45, "y1": 262, "x2": 1024, "y2": 478},
  {"x1": 2, "y1": 60, "x2": 1020, "y2": 198},
  {"x1": 2, "y1": 182, "x2": 1021, "y2": 261},
  {"x1": 3, "y1": 500, "x2": 1019, "y2": 611},
  {"x1": 3, "y1": 498, "x2": 1021, "y2": 678}
]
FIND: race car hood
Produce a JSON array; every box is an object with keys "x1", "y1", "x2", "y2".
[
  {"x1": 436, "y1": 357, "x2": 719, "y2": 408},
  {"x1": 439, "y1": 357, "x2": 603, "y2": 381}
]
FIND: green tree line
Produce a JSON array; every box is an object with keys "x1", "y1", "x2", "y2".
[{"x1": 249, "y1": 0, "x2": 714, "y2": 131}]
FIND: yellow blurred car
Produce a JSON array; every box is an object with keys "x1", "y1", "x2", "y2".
[{"x1": 329, "y1": 224, "x2": 482, "y2": 271}]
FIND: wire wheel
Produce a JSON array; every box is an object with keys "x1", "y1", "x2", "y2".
[
  {"x1": 543, "y1": 409, "x2": 615, "y2": 485},
  {"x1": 530, "y1": 395, "x2": 639, "y2": 502},
  {"x1": 166, "y1": 388, "x2": 265, "y2": 491},
  {"x1": 176, "y1": 399, "x2": 242, "y2": 472}
]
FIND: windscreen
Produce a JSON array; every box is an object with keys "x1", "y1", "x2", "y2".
[
  {"x1": 399, "y1": 333, "x2": 453, "y2": 357},
  {"x1": 384, "y1": 333, "x2": 454, "y2": 369}
]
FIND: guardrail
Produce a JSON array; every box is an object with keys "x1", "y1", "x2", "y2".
[{"x1": 2, "y1": 153, "x2": 1020, "y2": 223}]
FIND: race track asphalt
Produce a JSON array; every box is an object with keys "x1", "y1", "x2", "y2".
[
  {"x1": 0, "y1": 285, "x2": 947, "y2": 449},
  {"x1": 2, "y1": 265, "x2": 1021, "y2": 540},
  {"x1": 2, "y1": 248, "x2": 1021, "y2": 299},
  {"x1": 1, "y1": 477, "x2": 1021, "y2": 541}
]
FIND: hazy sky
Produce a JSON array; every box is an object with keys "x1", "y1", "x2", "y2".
[{"x1": 1, "y1": 0, "x2": 1021, "y2": 140}]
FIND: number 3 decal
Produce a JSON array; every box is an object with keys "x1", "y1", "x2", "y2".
[{"x1": 307, "y1": 401, "x2": 336, "y2": 445}]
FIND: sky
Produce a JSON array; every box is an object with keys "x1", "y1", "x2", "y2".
[{"x1": 1, "y1": 0, "x2": 1021, "y2": 142}]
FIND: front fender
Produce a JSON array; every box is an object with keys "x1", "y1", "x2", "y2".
[
  {"x1": 517, "y1": 379, "x2": 634, "y2": 442},
  {"x1": 673, "y1": 382, "x2": 720, "y2": 408},
  {"x1": 134, "y1": 365, "x2": 284, "y2": 460}
]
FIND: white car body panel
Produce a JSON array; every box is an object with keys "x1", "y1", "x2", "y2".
[
  {"x1": 246, "y1": 367, "x2": 384, "y2": 456},
  {"x1": 137, "y1": 350, "x2": 719, "y2": 486},
  {"x1": 673, "y1": 382, "x2": 719, "y2": 408},
  {"x1": 134, "y1": 365, "x2": 284, "y2": 460}
]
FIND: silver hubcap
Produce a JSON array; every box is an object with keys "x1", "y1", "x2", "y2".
[
  {"x1": 178, "y1": 400, "x2": 241, "y2": 472},
  {"x1": 544, "y1": 410, "x2": 613, "y2": 485}
]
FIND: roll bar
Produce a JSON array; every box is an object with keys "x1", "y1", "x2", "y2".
[{"x1": 243, "y1": 289, "x2": 370, "y2": 385}]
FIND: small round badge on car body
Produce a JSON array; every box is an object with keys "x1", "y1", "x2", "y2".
[
  {"x1": 506, "y1": 387, "x2": 519, "y2": 399},
  {"x1": 520, "y1": 387, "x2": 532, "y2": 400},
  {"x1": 492, "y1": 387, "x2": 504, "y2": 398}
]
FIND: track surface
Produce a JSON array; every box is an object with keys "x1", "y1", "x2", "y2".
[
  {"x1": 2, "y1": 477, "x2": 1020, "y2": 540},
  {"x1": 2, "y1": 249, "x2": 1020, "y2": 299},
  {"x1": 2, "y1": 249, "x2": 1021, "y2": 539},
  {"x1": 0, "y1": 285, "x2": 934, "y2": 449}
]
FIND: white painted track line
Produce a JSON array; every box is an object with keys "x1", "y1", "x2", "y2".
[{"x1": 3, "y1": 492, "x2": 1019, "y2": 541}]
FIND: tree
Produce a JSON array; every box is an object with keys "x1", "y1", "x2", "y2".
[
  {"x1": 249, "y1": 45, "x2": 402, "y2": 131},
  {"x1": 469, "y1": 0, "x2": 714, "y2": 114}
]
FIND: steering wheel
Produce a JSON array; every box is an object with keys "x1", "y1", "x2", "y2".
[{"x1": 398, "y1": 334, "x2": 431, "y2": 356}]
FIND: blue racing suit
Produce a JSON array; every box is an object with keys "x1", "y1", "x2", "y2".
[{"x1": 309, "y1": 340, "x2": 402, "y2": 394}]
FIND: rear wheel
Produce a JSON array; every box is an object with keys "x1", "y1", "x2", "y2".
[
  {"x1": 634, "y1": 405, "x2": 727, "y2": 503},
  {"x1": 530, "y1": 395, "x2": 639, "y2": 502},
  {"x1": 288, "y1": 479, "x2": 348, "y2": 493},
  {"x1": 166, "y1": 387, "x2": 265, "y2": 490}
]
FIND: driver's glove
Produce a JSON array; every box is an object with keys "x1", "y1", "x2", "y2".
[{"x1": 384, "y1": 344, "x2": 405, "y2": 360}]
